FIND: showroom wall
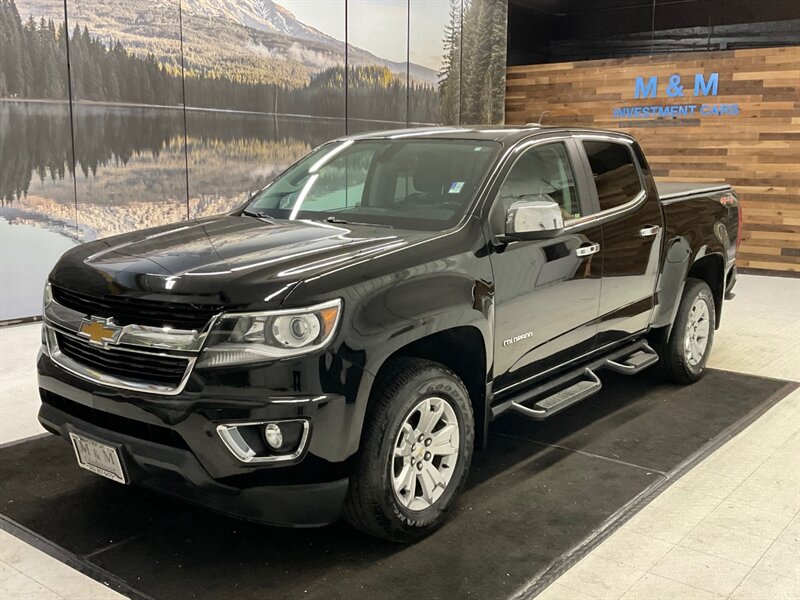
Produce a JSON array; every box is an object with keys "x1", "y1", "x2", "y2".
[
  {"x1": 506, "y1": 47, "x2": 799, "y2": 273},
  {"x1": 0, "y1": 0, "x2": 509, "y2": 322}
]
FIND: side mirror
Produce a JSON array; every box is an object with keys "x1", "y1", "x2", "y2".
[{"x1": 505, "y1": 200, "x2": 564, "y2": 240}]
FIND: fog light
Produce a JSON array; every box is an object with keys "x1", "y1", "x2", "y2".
[
  {"x1": 217, "y1": 419, "x2": 309, "y2": 463},
  {"x1": 264, "y1": 423, "x2": 283, "y2": 449}
]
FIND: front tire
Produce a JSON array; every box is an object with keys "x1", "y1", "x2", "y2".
[
  {"x1": 343, "y1": 357, "x2": 474, "y2": 542},
  {"x1": 655, "y1": 278, "x2": 716, "y2": 384}
]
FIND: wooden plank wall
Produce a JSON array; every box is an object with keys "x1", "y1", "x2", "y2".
[{"x1": 506, "y1": 46, "x2": 800, "y2": 273}]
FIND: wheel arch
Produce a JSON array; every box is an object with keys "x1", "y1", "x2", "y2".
[
  {"x1": 686, "y1": 252, "x2": 725, "y2": 328},
  {"x1": 649, "y1": 247, "x2": 726, "y2": 349},
  {"x1": 354, "y1": 324, "x2": 490, "y2": 454},
  {"x1": 380, "y1": 326, "x2": 488, "y2": 448}
]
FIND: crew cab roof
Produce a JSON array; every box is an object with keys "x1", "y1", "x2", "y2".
[{"x1": 340, "y1": 125, "x2": 636, "y2": 145}]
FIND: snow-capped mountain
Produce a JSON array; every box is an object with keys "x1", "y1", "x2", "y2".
[
  {"x1": 182, "y1": 0, "x2": 332, "y2": 45},
  {"x1": 15, "y1": 0, "x2": 439, "y2": 86}
]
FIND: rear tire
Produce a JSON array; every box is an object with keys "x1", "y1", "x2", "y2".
[
  {"x1": 654, "y1": 278, "x2": 716, "y2": 384},
  {"x1": 343, "y1": 357, "x2": 474, "y2": 542}
]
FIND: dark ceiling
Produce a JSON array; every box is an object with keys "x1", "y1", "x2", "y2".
[{"x1": 507, "y1": 0, "x2": 800, "y2": 64}]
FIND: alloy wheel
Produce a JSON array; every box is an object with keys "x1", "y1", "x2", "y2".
[
  {"x1": 391, "y1": 396, "x2": 460, "y2": 511},
  {"x1": 684, "y1": 296, "x2": 711, "y2": 366}
]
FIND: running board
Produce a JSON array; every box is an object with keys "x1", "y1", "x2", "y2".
[
  {"x1": 605, "y1": 343, "x2": 659, "y2": 375},
  {"x1": 510, "y1": 369, "x2": 601, "y2": 420},
  {"x1": 491, "y1": 338, "x2": 660, "y2": 420}
]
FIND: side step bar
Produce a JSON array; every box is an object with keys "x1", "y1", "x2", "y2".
[
  {"x1": 510, "y1": 369, "x2": 601, "y2": 420},
  {"x1": 492, "y1": 339, "x2": 660, "y2": 421},
  {"x1": 605, "y1": 343, "x2": 659, "y2": 375}
]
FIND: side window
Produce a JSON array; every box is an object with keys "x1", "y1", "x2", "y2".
[
  {"x1": 583, "y1": 141, "x2": 644, "y2": 211},
  {"x1": 497, "y1": 143, "x2": 581, "y2": 220}
]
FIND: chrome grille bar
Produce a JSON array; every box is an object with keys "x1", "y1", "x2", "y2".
[{"x1": 42, "y1": 286, "x2": 215, "y2": 395}]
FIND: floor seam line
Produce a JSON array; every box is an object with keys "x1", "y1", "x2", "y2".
[
  {"x1": 0, "y1": 559, "x2": 66, "y2": 598},
  {"x1": 673, "y1": 539, "x2": 767, "y2": 569},
  {"x1": 672, "y1": 482, "x2": 738, "y2": 550},
  {"x1": 643, "y1": 558, "x2": 747, "y2": 598},
  {"x1": 0, "y1": 432, "x2": 51, "y2": 450},
  {"x1": 721, "y1": 428, "x2": 800, "y2": 504},
  {"x1": 0, "y1": 516, "x2": 155, "y2": 600},
  {"x1": 649, "y1": 391, "x2": 798, "y2": 551},
  {"x1": 494, "y1": 432, "x2": 669, "y2": 476},
  {"x1": 8, "y1": 557, "x2": 71, "y2": 599},
  {"x1": 82, "y1": 512, "x2": 196, "y2": 560}
]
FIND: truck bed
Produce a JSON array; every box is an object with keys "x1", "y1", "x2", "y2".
[{"x1": 657, "y1": 181, "x2": 731, "y2": 201}]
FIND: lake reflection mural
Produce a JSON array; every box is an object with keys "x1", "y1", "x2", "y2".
[{"x1": 0, "y1": 0, "x2": 507, "y2": 321}]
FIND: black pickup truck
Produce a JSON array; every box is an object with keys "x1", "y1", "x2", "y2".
[{"x1": 38, "y1": 126, "x2": 740, "y2": 541}]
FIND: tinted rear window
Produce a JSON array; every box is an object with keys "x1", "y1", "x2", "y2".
[{"x1": 583, "y1": 141, "x2": 643, "y2": 211}]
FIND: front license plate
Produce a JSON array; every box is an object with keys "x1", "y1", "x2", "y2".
[{"x1": 69, "y1": 433, "x2": 127, "y2": 484}]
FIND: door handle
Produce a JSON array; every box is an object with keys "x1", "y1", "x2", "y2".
[
  {"x1": 575, "y1": 243, "x2": 600, "y2": 257},
  {"x1": 640, "y1": 225, "x2": 661, "y2": 238}
]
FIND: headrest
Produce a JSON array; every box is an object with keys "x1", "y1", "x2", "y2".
[
  {"x1": 512, "y1": 153, "x2": 548, "y2": 181},
  {"x1": 412, "y1": 152, "x2": 447, "y2": 194}
]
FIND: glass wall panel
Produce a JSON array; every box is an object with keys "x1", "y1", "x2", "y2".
[
  {"x1": 409, "y1": 0, "x2": 456, "y2": 125},
  {"x1": 66, "y1": 0, "x2": 189, "y2": 241},
  {"x1": 346, "y1": 0, "x2": 409, "y2": 133},
  {"x1": 459, "y1": 0, "x2": 508, "y2": 124},
  {"x1": 181, "y1": 0, "x2": 347, "y2": 217},
  {"x1": 1, "y1": 0, "x2": 76, "y2": 320}
]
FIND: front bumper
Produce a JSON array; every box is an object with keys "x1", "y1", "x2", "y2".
[
  {"x1": 37, "y1": 346, "x2": 369, "y2": 527},
  {"x1": 39, "y1": 399, "x2": 348, "y2": 526}
]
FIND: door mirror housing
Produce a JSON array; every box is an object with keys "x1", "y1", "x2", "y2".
[{"x1": 505, "y1": 200, "x2": 565, "y2": 240}]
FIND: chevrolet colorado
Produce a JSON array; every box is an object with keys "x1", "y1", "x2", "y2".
[{"x1": 38, "y1": 126, "x2": 741, "y2": 541}]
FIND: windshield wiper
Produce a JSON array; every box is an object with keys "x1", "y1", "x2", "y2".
[
  {"x1": 324, "y1": 216, "x2": 393, "y2": 228},
  {"x1": 242, "y1": 209, "x2": 275, "y2": 223}
]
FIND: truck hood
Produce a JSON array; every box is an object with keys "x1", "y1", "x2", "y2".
[{"x1": 50, "y1": 216, "x2": 423, "y2": 308}]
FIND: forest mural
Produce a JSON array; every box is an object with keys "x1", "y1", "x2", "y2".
[{"x1": 0, "y1": 0, "x2": 508, "y2": 321}]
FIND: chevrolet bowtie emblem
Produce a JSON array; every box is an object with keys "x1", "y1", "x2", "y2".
[{"x1": 78, "y1": 317, "x2": 122, "y2": 345}]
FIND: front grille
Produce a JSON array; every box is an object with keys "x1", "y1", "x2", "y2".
[
  {"x1": 56, "y1": 332, "x2": 190, "y2": 388},
  {"x1": 52, "y1": 285, "x2": 222, "y2": 330},
  {"x1": 41, "y1": 390, "x2": 189, "y2": 450}
]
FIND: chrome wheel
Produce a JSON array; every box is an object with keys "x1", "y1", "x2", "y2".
[
  {"x1": 684, "y1": 296, "x2": 711, "y2": 366},
  {"x1": 392, "y1": 396, "x2": 460, "y2": 511}
]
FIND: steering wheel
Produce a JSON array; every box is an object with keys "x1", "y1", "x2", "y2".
[
  {"x1": 403, "y1": 193, "x2": 430, "y2": 206},
  {"x1": 437, "y1": 201, "x2": 463, "y2": 212},
  {"x1": 402, "y1": 195, "x2": 462, "y2": 212}
]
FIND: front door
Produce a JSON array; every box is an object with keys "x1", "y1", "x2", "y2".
[{"x1": 489, "y1": 140, "x2": 603, "y2": 395}]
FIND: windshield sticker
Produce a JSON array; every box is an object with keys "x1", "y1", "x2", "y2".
[{"x1": 449, "y1": 181, "x2": 465, "y2": 194}]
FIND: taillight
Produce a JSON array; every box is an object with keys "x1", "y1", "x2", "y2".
[
  {"x1": 721, "y1": 194, "x2": 742, "y2": 251},
  {"x1": 736, "y1": 200, "x2": 743, "y2": 250}
]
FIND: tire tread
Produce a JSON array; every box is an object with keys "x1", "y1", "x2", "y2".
[
  {"x1": 342, "y1": 357, "x2": 473, "y2": 541},
  {"x1": 653, "y1": 277, "x2": 715, "y2": 384}
]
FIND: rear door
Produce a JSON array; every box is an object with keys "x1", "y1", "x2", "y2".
[
  {"x1": 488, "y1": 138, "x2": 603, "y2": 395},
  {"x1": 578, "y1": 136, "x2": 664, "y2": 346}
]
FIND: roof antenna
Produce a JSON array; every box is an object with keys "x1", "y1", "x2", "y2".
[{"x1": 526, "y1": 111, "x2": 549, "y2": 126}]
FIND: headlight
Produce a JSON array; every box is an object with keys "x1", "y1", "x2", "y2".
[
  {"x1": 42, "y1": 282, "x2": 53, "y2": 345},
  {"x1": 43, "y1": 282, "x2": 53, "y2": 310},
  {"x1": 197, "y1": 299, "x2": 342, "y2": 367}
]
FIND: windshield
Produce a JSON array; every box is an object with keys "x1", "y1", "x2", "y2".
[{"x1": 244, "y1": 138, "x2": 500, "y2": 230}]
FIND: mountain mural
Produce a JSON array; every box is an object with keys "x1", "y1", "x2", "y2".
[
  {"x1": 0, "y1": 0, "x2": 508, "y2": 322},
  {"x1": 14, "y1": 0, "x2": 438, "y2": 87}
]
